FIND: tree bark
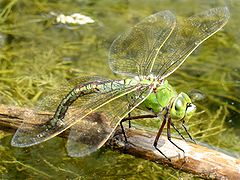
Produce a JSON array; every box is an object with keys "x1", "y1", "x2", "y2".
[{"x1": 0, "y1": 105, "x2": 239, "y2": 179}]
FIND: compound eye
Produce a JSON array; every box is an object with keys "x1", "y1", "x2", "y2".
[{"x1": 175, "y1": 98, "x2": 183, "y2": 111}]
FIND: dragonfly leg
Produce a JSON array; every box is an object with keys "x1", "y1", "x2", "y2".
[
  {"x1": 153, "y1": 110, "x2": 171, "y2": 161},
  {"x1": 120, "y1": 114, "x2": 157, "y2": 144},
  {"x1": 182, "y1": 121, "x2": 196, "y2": 144},
  {"x1": 125, "y1": 93, "x2": 134, "y2": 128},
  {"x1": 171, "y1": 122, "x2": 187, "y2": 142},
  {"x1": 120, "y1": 120, "x2": 128, "y2": 143},
  {"x1": 122, "y1": 114, "x2": 157, "y2": 122},
  {"x1": 167, "y1": 117, "x2": 185, "y2": 156},
  {"x1": 128, "y1": 111, "x2": 131, "y2": 128}
]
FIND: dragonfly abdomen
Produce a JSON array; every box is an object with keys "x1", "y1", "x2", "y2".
[
  {"x1": 50, "y1": 79, "x2": 138, "y2": 127},
  {"x1": 50, "y1": 82, "x2": 102, "y2": 127}
]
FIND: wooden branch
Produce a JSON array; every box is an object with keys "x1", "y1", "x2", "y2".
[{"x1": 0, "y1": 105, "x2": 239, "y2": 179}]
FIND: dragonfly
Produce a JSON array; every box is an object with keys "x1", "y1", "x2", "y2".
[{"x1": 11, "y1": 7, "x2": 230, "y2": 160}]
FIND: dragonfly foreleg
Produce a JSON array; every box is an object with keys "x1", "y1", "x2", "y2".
[
  {"x1": 167, "y1": 117, "x2": 185, "y2": 156},
  {"x1": 182, "y1": 121, "x2": 196, "y2": 144},
  {"x1": 171, "y1": 122, "x2": 187, "y2": 142}
]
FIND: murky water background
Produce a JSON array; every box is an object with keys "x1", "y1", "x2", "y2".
[{"x1": 0, "y1": 0, "x2": 239, "y2": 179}]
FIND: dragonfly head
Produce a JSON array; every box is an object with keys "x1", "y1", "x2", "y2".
[{"x1": 170, "y1": 92, "x2": 196, "y2": 121}]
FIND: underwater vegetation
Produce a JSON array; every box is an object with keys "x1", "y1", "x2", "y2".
[{"x1": 0, "y1": 0, "x2": 239, "y2": 179}]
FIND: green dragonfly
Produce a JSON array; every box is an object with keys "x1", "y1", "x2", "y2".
[{"x1": 11, "y1": 7, "x2": 230, "y2": 160}]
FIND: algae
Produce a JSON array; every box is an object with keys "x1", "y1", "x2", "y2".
[{"x1": 0, "y1": 0, "x2": 239, "y2": 179}]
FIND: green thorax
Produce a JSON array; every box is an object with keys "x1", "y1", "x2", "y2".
[{"x1": 139, "y1": 80, "x2": 177, "y2": 114}]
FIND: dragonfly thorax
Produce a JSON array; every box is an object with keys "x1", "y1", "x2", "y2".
[
  {"x1": 139, "y1": 80, "x2": 196, "y2": 121},
  {"x1": 139, "y1": 80, "x2": 176, "y2": 113},
  {"x1": 137, "y1": 74, "x2": 164, "y2": 88}
]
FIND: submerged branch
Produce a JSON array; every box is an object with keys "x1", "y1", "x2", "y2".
[{"x1": 0, "y1": 105, "x2": 239, "y2": 179}]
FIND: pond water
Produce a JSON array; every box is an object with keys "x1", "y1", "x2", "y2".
[{"x1": 0, "y1": 0, "x2": 239, "y2": 179}]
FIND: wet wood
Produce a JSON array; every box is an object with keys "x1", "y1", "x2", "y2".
[{"x1": 0, "y1": 105, "x2": 239, "y2": 179}]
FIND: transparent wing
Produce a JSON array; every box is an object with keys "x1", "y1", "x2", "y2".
[
  {"x1": 67, "y1": 85, "x2": 153, "y2": 157},
  {"x1": 109, "y1": 10, "x2": 176, "y2": 77},
  {"x1": 37, "y1": 76, "x2": 108, "y2": 112},
  {"x1": 11, "y1": 77, "x2": 149, "y2": 147},
  {"x1": 152, "y1": 7, "x2": 230, "y2": 79}
]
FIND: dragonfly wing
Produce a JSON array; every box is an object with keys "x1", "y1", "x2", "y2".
[
  {"x1": 109, "y1": 10, "x2": 176, "y2": 77},
  {"x1": 11, "y1": 76, "x2": 108, "y2": 147},
  {"x1": 67, "y1": 85, "x2": 153, "y2": 157},
  {"x1": 67, "y1": 112, "x2": 113, "y2": 157},
  {"x1": 151, "y1": 7, "x2": 230, "y2": 78},
  {"x1": 37, "y1": 76, "x2": 108, "y2": 112},
  {"x1": 11, "y1": 78, "x2": 151, "y2": 148}
]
